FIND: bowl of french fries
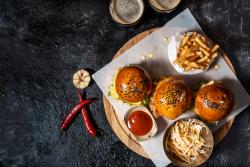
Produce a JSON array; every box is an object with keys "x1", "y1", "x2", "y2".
[{"x1": 168, "y1": 32, "x2": 220, "y2": 74}]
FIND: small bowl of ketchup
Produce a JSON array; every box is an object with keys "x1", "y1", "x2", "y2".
[{"x1": 124, "y1": 106, "x2": 158, "y2": 141}]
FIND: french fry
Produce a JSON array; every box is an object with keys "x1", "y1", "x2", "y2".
[
  {"x1": 201, "y1": 36, "x2": 206, "y2": 43},
  {"x1": 211, "y1": 44, "x2": 219, "y2": 53},
  {"x1": 181, "y1": 35, "x2": 190, "y2": 47},
  {"x1": 211, "y1": 52, "x2": 218, "y2": 59},
  {"x1": 185, "y1": 66, "x2": 192, "y2": 71},
  {"x1": 199, "y1": 64, "x2": 207, "y2": 70},
  {"x1": 180, "y1": 46, "x2": 199, "y2": 57},
  {"x1": 199, "y1": 47, "x2": 210, "y2": 56},
  {"x1": 187, "y1": 55, "x2": 199, "y2": 62},
  {"x1": 175, "y1": 52, "x2": 195, "y2": 63},
  {"x1": 189, "y1": 62, "x2": 199, "y2": 68},
  {"x1": 195, "y1": 51, "x2": 203, "y2": 57},
  {"x1": 197, "y1": 55, "x2": 208, "y2": 63},
  {"x1": 191, "y1": 32, "x2": 197, "y2": 38},
  {"x1": 179, "y1": 48, "x2": 190, "y2": 57},
  {"x1": 195, "y1": 37, "x2": 210, "y2": 50},
  {"x1": 174, "y1": 32, "x2": 220, "y2": 72}
]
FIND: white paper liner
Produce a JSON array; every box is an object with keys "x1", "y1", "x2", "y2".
[{"x1": 92, "y1": 9, "x2": 250, "y2": 167}]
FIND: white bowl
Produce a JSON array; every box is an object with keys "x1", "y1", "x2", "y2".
[{"x1": 168, "y1": 32, "x2": 219, "y2": 75}]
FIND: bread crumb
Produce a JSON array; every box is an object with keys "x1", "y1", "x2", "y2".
[
  {"x1": 163, "y1": 37, "x2": 168, "y2": 43},
  {"x1": 149, "y1": 53, "x2": 154, "y2": 58},
  {"x1": 214, "y1": 65, "x2": 219, "y2": 70},
  {"x1": 141, "y1": 55, "x2": 146, "y2": 61}
]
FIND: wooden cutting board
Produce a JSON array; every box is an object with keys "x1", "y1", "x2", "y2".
[{"x1": 103, "y1": 28, "x2": 235, "y2": 159}]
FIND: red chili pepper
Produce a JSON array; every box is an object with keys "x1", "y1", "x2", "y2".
[
  {"x1": 77, "y1": 90, "x2": 97, "y2": 136},
  {"x1": 60, "y1": 100, "x2": 93, "y2": 131}
]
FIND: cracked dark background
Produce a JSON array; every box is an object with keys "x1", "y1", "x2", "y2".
[{"x1": 0, "y1": 0, "x2": 250, "y2": 167}]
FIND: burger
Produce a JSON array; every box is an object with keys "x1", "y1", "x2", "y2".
[
  {"x1": 195, "y1": 81, "x2": 234, "y2": 122},
  {"x1": 150, "y1": 77, "x2": 192, "y2": 120},
  {"x1": 109, "y1": 65, "x2": 152, "y2": 103}
]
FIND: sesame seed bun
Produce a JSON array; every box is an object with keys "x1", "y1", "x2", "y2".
[
  {"x1": 150, "y1": 77, "x2": 192, "y2": 120},
  {"x1": 195, "y1": 82, "x2": 234, "y2": 122},
  {"x1": 115, "y1": 65, "x2": 152, "y2": 103}
]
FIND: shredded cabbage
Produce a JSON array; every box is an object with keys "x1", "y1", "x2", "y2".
[{"x1": 167, "y1": 119, "x2": 208, "y2": 163}]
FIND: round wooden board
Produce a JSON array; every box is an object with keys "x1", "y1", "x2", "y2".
[{"x1": 103, "y1": 28, "x2": 235, "y2": 159}]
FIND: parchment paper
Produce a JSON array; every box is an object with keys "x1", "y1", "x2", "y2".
[{"x1": 92, "y1": 9, "x2": 250, "y2": 167}]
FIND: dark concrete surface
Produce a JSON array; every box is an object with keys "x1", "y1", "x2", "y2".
[{"x1": 0, "y1": 0, "x2": 250, "y2": 166}]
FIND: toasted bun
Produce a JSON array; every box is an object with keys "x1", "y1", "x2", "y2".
[
  {"x1": 195, "y1": 82, "x2": 234, "y2": 121},
  {"x1": 150, "y1": 77, "x2": 192, "y2": 120},
  {"x1": 115, "y1": 66, "x2": 152, "y2": 103}
]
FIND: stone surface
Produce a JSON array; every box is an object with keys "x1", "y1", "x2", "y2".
[{"x1": 0, "y1": 0, "x2": 249, "y2": 167}]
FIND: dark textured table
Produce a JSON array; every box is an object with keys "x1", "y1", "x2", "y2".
[{"x1": 0, "y1": 0, "x2": 250, "y2": 167}]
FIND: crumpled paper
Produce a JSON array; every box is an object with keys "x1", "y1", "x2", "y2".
[{"x1": 92, "y1": 9, "x2": 250, "y2": 167}]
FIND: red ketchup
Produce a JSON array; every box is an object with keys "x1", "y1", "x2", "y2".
[{"x1": 127, "y1": 110, "x2": 153, "y2": 136}]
